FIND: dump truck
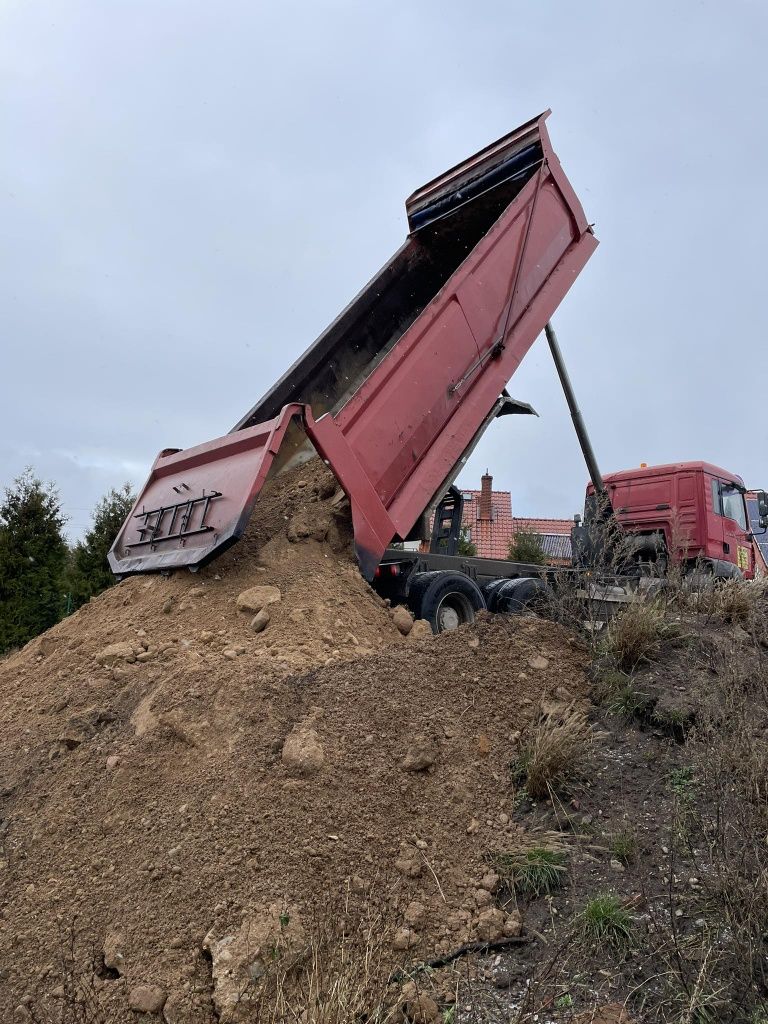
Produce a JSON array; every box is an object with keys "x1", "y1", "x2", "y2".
[
  {"x1": 109, "y1": 111, "x2": 768, "y2": 632},
  {"x1": 576, "y1": 461, "x2": 768, "y2": 581}
]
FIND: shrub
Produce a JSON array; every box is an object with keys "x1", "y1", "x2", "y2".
[{"x1": 508, "y1": 530, "x2": 546, "y2": 565}]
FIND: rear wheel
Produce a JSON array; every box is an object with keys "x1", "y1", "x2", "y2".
[
  {"x1": 407, "y1": 571, "x2": 486, "y2": 634},
  {"x1": 483, "y1": 576, "x2": 553, "y2": 614}
]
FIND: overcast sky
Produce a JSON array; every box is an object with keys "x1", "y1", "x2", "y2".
[{"x1": 2, "y1": 0, "x2": 767, "y2": 540}]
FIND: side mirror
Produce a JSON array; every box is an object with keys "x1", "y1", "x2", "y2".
[{"x1": 757, "y1": 490, "x2": 768, "y2": 529}]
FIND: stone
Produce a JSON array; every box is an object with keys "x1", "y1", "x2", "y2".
[
  {"x1": 400, "y1": 981, "x2": 440, "y2": 1023},
  {"x1": 392, "y1": 926, "x2": 418, "y2": 951},
  {"x1": 466, "y1": 818, "x2": 480, "y2": 835},
  {"x1": 235, "y1": 585, "x2": 281, "y2": 615},
  {"x1": 286, "y1": 513, "x2": 313, "y2": 542},
  {"x1": 222, "y1": 649, "x2": 238, "y2": 661},
  {"x1": 103, "y1": 928, "x2": 126, "y2": 975},
  {"x1": 203, "y1": 905, "x2": 305, "y2": 1021},
  {"x1": 391, "y1": 605, "x2": 414, "y2": 636},
  {"x1": 250, "y1": 609, "x2": 270, "y2": 633},
  {"x1": 610, "y1": 858, "x2": 626, "y2": 873},
  {"x1": 493, "y1": 963, "x2": 525, "y2": 989},
  {"x1": 160, "y1": 991, "x2": 188, "y2": 1024},
  {"x1": 95, "y1": 642, "x2": 136, "y2": 667},
  {"x1": 527, "y1": 654, "x2": 549, "y2": 670},
  {"x1": 503, "y1": 910, "x2": 523, "y2": 937},
  {"x1": 573, "y1": 1004, "x2": 635, "y2": 1024},
  {"x1": 38, "y1": 636, "x2": 59, "y2": 657},
  {"x1": 394, "y1": 848, "x2": 422, "y2": 878},
  {"x1": 199, "y1": 630, "x2": 214, "y2": 644},
  {"x1": 408, "y1": 619, "x2": 434, "y2": 641},
  {"x1": 404, "y1": 901, "x2": 426, "y2": 929},
  {"x1": 106, "y1": 755, "x2": 120, "y2": 770},
  {"x1": 281, "y1": 725, "x2": 324, "y2": 775},
  {"x1": 481, "y1": 870, "x2": 500, "y2": 893},
  {"x1": 401, "y1": 734, "x2": 437, "y2": 772},
  {"x1": 128, "y1": 983, "x2": 166, "y2": 1014},
  {"x1": 474, "y1": 907, "x2": 505, "y2": 943}
]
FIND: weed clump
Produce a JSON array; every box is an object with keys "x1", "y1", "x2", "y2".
[
  {"x1": 490, "y1": 831, "x2": 569, "y2": 898},
  {"x1": 579, "y1": 894, "x2": 633, "y2": 952},
  {"x1": 513, "y1": 704, "x2": 594, "y2": 799},
  {"x1": 495, "y1": 847, "x2": 567, "y2": 898},
  {"x1": 602, "y1": 600, "x2": 678, "y2": 671},
  {"x1": 608, "y1": 830, "x2": 637, "y2": 865}
]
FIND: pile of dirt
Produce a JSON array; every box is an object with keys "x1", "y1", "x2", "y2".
[{"x1": 0, "y1": 462, "x2": 588, "y2": 1021}]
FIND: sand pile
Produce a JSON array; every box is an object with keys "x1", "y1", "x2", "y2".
[{"x1": 0, "y1": 462, "x2": 588, "y2": 1022}]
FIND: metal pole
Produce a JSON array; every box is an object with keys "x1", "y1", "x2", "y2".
[{"x1": 544, "y1": 320, "x2": 606, "y2": 495}]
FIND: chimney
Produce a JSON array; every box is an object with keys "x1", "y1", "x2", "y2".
[{"x1": 479, "y1": 470, "x2": 493, "y2": 521}]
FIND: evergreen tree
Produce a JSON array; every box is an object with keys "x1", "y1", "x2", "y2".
[
  {"x1": 66, "y1": 483, "x2": 135, "y2": 609},
  {"x1": 508, "y1": 529, "x2": 546, "y2": 565},
  {"x1": 457, "y1": 526, "x2": 477, "y2": 557},
  {"x1": 0, "y1": 468, "x2": 68, "y2": 654}
]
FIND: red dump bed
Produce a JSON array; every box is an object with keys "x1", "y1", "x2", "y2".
[{"x1": 109, "y1": 111, "x2": 597, "y2": 579}]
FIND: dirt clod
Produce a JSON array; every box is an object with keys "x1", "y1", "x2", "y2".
[
  {"x1": 127, "y1": 984, "x2": 166, "y2": 1014},
  {"x1": 235, "y1": 584, "x2": 282, "y2": 614}
]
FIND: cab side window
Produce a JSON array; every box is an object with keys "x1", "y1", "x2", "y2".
[
  {"x1": 712, "y1": 480, "x2": 747, "y2": 530},
  {"x1": 711, "y1": 479, "x2": 722, "y2": 515}
]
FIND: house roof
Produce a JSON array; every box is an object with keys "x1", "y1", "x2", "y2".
[
  {"x1": 535, "y1": 533, "x2": 573, "y2": 561},
  {"x1": 459, "y1": 490, "x2": 572, "y2": 561},
  {"x1": 511, "y1": 516, "x2": 572, "y2": 535},
  {"x1": 461, "y1": 488, "x2": 513, "y2": 560}
]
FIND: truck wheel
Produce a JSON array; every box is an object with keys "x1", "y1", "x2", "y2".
[
  {"x1": 407, "y1": 571, "x2": 486, "y2": 634},
  {"x1": 482, "y1": 577, "x2": 513, "y2": 613},
  {"x1": 493, "y1": 577, "x2": 552, "y2": 614}
]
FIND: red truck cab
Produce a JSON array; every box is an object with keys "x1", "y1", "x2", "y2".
[{"x1": 587, "y1": 462, "x2": 767, "y2": 580}]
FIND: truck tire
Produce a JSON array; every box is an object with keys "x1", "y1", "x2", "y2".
[
  {"x1": 492, "y1": 577, "x2": 553, "y2": 614},
  {"x1": 407, "y1": 571, "x2": 486, "y2": 634},
  {"x1": 482, "y1": 577, "x2": 509, "y2": 612}
]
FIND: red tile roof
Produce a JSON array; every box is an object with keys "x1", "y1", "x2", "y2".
[
  {"x1": 460, "y1": 488, "x2": 513, "y2": 560},
  {"x1": 512, "y1": 517, "x2": 572, "y2": 535},
  {"x1": 458, "y1": 491, "x2": 572, "y2": 561}
]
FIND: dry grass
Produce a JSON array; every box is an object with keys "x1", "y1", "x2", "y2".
[
  {"x1": 249, "y1": 896, "x2": 400, "y2": 1024},
  {"x1": 602, "y1": 600, "x2": 678, "y2": 670},
  {"x1": 513, "y1": 704, "x2": 594, "y2": 799},
  {"x1": 490, "y1": 829, "x2": 570, "y2": 898},
  {"x1": 691, "y1": 577, "x2": 765, "y2": 626}
]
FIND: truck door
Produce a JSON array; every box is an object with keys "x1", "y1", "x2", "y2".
[{"x1": 711, "y1": 478, "x2": 752, "y2": 577}]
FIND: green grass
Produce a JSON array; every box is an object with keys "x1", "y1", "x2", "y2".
[
  {"x1": 579, "y1": 894, "x2": 634, "y2": 952},
  {"x1": 668, "y1": 766, "x2": 696, "y2": 797},
  {"x1": 605, "y1": 682, "x2": 651, "y2": 720},
  {"x1": 493, "y1": 846, "x2": 568, "y2": 897},
  {"x1": 608, "y1": 830, "x2": 637, "y2": 865}
]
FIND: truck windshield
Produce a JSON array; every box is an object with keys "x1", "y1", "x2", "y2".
[{"x1": 719, "y1": 483, "x2": 748, "y2": 530}]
